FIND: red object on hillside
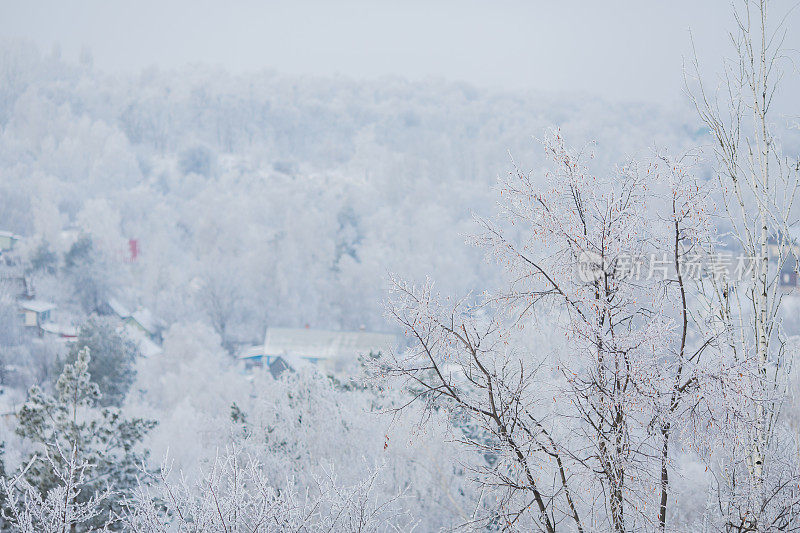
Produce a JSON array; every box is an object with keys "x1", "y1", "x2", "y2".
[{"x1": 128, "y1": 239, "x2": 139, "y2": 262}]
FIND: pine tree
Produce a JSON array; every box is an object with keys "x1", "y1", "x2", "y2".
[
  {"x1": 65, "y1": 318, "x2": 139, "y2": 407},
  {"x1": 13, "y1": 347, "x2": 156, "y2": 529}
]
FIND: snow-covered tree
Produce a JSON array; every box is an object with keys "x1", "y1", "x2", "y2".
[
  {"x1": 384, "y1": 132, "x2": 720, "y2": 532},
  {"x1": 1, "y1": 444, "x2": 113, "y2": 533},
  {"x1": 686, "y1": 0, "x2": 800, "y2": 529},
  {"x1": 62, "y1": 236, "x2": 116, "y2": 315},
  {"x1": 122, "y1": 447, "x2": 411, "y2": 532},
  {"x1": 65, "y1": 318, "x2": 140, "y2": 407},
  {"x1": 14, "y1": 347, "x2": 156, "y2": 528}
]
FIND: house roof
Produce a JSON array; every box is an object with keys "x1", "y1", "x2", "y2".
[
  {"x1": 130, "y1": 307, "x2": 163, "y2": 334},
  {"x1": 238, "y1": 345, "x2": 266, "y2": 360},
  {"x1": 124, "y1": 325, "x2": 163, "y2": 357},
  {"x1": 263, "y1": 327, "x2": 396, "y2": 360},
  {"x1": 18, "y1": 299, "x2": 56, "y2": 313},
  {"x1": 41, "y1": 323, "x2": 78, "y2": 337},
  {"x1": 107, "y1": 298, "x2": 132, "y2": 319},
  {"x1": 138, "y1": 337, "x2": 163, "y2": 358},
  {"x1": 0, "y1": 231, "x2": 21, "y2": 240}
]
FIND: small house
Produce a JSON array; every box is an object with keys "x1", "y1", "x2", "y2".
[
  {"x1": 101, "y1": 298, "x2": 164, "y2": 356},
  {"x1": 245, "y1": 327, "x2": 397, "y2": 375},
  {"x1": 17, "y1": 300, "x2": 56, "y2": 328}
]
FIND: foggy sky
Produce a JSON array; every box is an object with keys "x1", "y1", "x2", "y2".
[{"x1": 2, "y1": 1, "x2": 800, "y2": 105}]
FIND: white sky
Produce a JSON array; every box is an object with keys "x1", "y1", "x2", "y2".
[{"x1": 2, "y1": 1, "x2": 800, "y2": 105}]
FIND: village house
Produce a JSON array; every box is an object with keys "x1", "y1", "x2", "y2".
[
  {"x1": 102, "y1": 297, "x2": 165, "y2": 343},
  {"x1": 100, "y1": 297, "x2": 164, "y2": 357},
  {"x1": 240, "y1": 326, "x2": 396, "y2": 375},
  {"x1": 17, "y1": 299, "x2": 56, "y2": 329}
]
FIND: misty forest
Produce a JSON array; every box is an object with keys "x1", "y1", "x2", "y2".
[{"x1": 3, "y1": 1, "x2": 800, "y2": 531}]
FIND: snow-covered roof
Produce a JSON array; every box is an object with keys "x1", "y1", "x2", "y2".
[
  {"x1": 124, "y1": 325, "x2": 163, "y2": 357},
  {"x1": 107, "y1": 297, "x2": 132, "y2": 318},
  {"x1": 138, "y1": 337, "x2": 163, "y2": 358},
  {"x1": 263, "y1": 327, "x2": 396, "y2": 360},
  {"x1": 41, "y1": 323, "x2": 78, "y2": 337},
  {"x1": 238, "y1": 345, "x2": 266, "y2": 360},
  {"x1": 0, "y1": 231, "x2": 21, "y2": 239},
  {"x1": 18, "y1": 299, "x2": 56, "y2": 313},
  {"x1": 130, "y1": 307, "x2": 163, "y2": 334}
]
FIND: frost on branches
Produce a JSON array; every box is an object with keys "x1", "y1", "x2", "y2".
[
  {"x1": 123, "y1": 447, "x2": 412, "y2": 532},
  {"x1": 686, "y1": 0, "x2": 800, "y2": 529},
  {"x1": 1, "y1": 445, "x2": 113, "y2": 533},
  {"x1": 383, "y1": 131, "x2": 748, "y2": 532}
]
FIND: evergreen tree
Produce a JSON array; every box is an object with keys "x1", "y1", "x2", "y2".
[
  {"x1": 65, "y1": 318, "x2": 139, "y2": 407},
  {"x1": 14, "y1": 347, "x2": 156, "y2": 529},
  {"x1": 62, "y1": 235, "x2": 114, "y2": 314},
  {"x1": 28, "y1": 241, "x2": 58, "y2": 275}
]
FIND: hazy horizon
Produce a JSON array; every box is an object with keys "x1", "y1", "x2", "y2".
[{"x1": 5, "y1": 1, "x2": 800, "y2": 106}]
